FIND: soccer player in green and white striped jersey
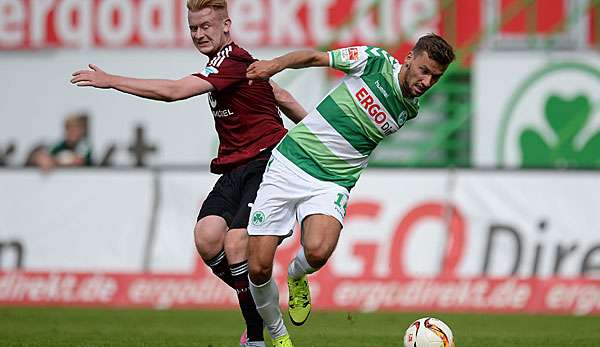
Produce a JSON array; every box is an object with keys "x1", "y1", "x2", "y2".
[{"x1": 245, "y1": 34, "x2": 455, "y2": 347}]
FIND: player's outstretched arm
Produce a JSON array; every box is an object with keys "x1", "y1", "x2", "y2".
[
  {"x1": 70, "y1": 64, "x2": 214, "y2": 102},
  {"x1": 246, "y1": 50, "x2": 329, "y2": 81},
  {"x1": 270, "y1": 81, "x2": 307, "y2": 124}
]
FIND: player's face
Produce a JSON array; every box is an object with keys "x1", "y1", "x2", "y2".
[
  {"x1": 401, "y1": 51, "x2": 447, "y2": 98},
  {"x1": 188, "y1": 8, "x2": 231, "y2": 56}
]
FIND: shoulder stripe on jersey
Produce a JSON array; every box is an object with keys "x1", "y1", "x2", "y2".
[
  {"x1": 367, "y1": 46, "x2": 381, "y2": 57},
  {"x1": 366, "y1": 47, "x2": 395, "y2": 65},
  {"x1": 216, "y1": 46, "x2": 232, "y2": 66},
  {"x1": 213, "y1": 46, "x2": 227, "y2": 66},
  {"x1": 209, "y1": 51, "x2": 220, "y2": 66},
  {"x1": 210, "y1": 48, "x2": 223, "y2": 66},
  {"x1": 210, "y1": 45, "x2": 232, "y2": 67}
]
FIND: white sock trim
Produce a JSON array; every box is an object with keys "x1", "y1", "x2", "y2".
[
  {"x1": 288, "y1": 248, "x2": 316, "y2": 280},
  {"x1": 249, "y1": 277, "x2": 270, "y2": 289}
]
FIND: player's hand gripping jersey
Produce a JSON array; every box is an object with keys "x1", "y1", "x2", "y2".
[{"x1": 274, "y1": 46, "x2": 420, "y2": 188}]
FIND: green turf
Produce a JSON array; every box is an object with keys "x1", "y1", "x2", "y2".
[{"x1": 1, "y1": 307, "x2": 599, "y2": 346}]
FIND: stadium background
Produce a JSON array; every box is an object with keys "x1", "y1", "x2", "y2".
[{"x1": 1, "y1": 0, "x2": 600, "y2": 341}]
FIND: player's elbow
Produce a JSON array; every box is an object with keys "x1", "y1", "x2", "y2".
[
  {"x1": 162, "y1": 77, "x2": 208, "y2": 102},
  {"x1": 162, "y1": 94, "x2": 179, "y2": 103},
  {"x1": 160, "y1": 85, "x2": 187, "y2": 102},
  {"x1": 150, "y1": 87, "x2": 178, "y2": 102},
  {"x1": 158, "y1": 81, "x2": 191, "y2": 102},
  {"x1": 272, "y1": 85, "x2": 289, "y2": 103},
  {"x1": 273, "y1": 84, "x2": 300, "y2": 108}
]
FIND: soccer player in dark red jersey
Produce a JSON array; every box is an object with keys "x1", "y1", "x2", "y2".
[{"x1": 70, "y1": 1, "x2": 306, "y2": 346}]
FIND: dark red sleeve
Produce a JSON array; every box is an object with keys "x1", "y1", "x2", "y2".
[{"x1": 193, "y1": 58, "x2": 247, "y2": 92}]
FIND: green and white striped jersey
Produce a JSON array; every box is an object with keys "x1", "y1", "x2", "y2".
[{"x1": 275, "y1": 46, "x2": 420, "y2": 188}]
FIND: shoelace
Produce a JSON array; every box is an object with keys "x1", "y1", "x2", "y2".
[{"x1": 290, "y1": 279, "x2": 308, "y2": 308}]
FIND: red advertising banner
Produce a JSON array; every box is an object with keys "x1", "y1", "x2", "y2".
[
  {"x1": 2, "y1": 270, "x2": 599, "y2": 315},
  {"x1": 3, "y1": 0, "x2": 596, "y2": 50},
  {"x1": 1, "y1": 0, "x2": 448, "y2": 59},
  {"x1": 2, "y1": 225, "x2": 600, "y2": 315},
  {"x1": 0, "y1": 0, "x2": 191, "y2": 49}
]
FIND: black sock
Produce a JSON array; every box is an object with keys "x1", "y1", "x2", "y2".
[
  {"x1": 204, "y1": 250, "x2": 234, "y2": 289},
  {"x1": 230, "y1": 260, "x2": 264, "y2": 342}
]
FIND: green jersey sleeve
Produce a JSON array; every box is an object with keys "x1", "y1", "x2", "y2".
[
  {"x1": 328, "y1": 46, "x2": 370, "y2": 77},
  {"x1": 328, "y1": 45, "x2": 397, "y2": 79}
]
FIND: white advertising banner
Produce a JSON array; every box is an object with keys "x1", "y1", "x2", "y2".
[
  {"x1": 473, "y1": 52, "x2": 600, "y2": 168},
  {"x1": 452, "y1": 171, "x2": 600, "y2": 279},
  {"x1": 1, "y1": 169, "x2": 599, "y2": 314},
  {"x1": 335, "y1": 170, "x2": 452, "y2": 279},
  {"x1": 0, "y1": 170, "x2": 153, "y2": 271},
  {"x1": 150, "y1": 171, "x2": 219, "y2": 273}
]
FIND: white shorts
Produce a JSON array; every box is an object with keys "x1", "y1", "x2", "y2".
[{"x1": 247, "y1": 151, "x2": 350, "y2": 236}]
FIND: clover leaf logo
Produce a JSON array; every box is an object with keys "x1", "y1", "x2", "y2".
[
  {"x1": 251, "y1": 211, "x2": 266, "y2": 226},
  {"x1": 519, "y1": 95, "x2": 600, "y2": 168}
]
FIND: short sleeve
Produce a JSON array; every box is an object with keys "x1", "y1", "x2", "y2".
[
  {"x1": 328, "y1": 46, "x2": 371, "y2": 77},
  {"x1": 193, "y1": 57, "x2": 247, "y2": 92},
  {"x1": 328, "y1": 46, "x2": 396, "y2": 79}
]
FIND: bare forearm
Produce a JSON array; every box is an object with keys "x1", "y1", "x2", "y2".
[
  {"x1": 72, "y1": 65, "x2": 213, "y2": 101},
  {"x1": 278, "y1": 97, "x2": 307, "y2": 124},
  {"x1": 271, "y1": 81, "x2": 307, "y2": 124},
  {"x1": 273, "y1": 50, "x2": 330, "y2": 71},
  {"x1": 280, "y1": 105, "x2": 306, "y2": 124},
  {"x1": 247, "y1": 50, "x2": 330, "y2": 81},
  {"x1": 108, "y1": 76, "x2": 182, "y2": 102}
]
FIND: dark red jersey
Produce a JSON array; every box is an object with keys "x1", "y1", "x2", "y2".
[{"x1": 193, "y1": 42, "x2": 287, "y2": 174}]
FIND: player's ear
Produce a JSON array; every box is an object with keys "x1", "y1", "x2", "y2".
[
  {"x1": 405, "y1": 51, "x2": 414, "y2": 65},
  {"x1": 223, "y1": 17, "x2": 232, "y2": 33}
]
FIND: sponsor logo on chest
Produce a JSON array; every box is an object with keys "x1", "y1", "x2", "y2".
[
  {"x1": 350, "y1": 81, "x2": 399, "y2": 136},
  {"x1": 208, "y1": 92, "x2": 235, "y2": 118}
]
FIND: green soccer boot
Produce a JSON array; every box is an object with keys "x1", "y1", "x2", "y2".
[
  {"x1": 272, "y1": 334, "x2": 293, "y2": 347},
  {"x1": 287, "y1": 275, "x2": 311, "y2": 326}
]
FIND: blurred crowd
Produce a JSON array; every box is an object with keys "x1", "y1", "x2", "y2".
[{"x1": 25, "y1": 112, "x2": 93, "y2": 171}]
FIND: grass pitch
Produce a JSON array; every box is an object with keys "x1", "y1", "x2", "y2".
[{"x1": 1, "y1": 307, "x2": 599, "y2": 346}]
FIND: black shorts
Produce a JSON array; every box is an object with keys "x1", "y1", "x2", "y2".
[{"x1": 197, "y1": 152, "x2": 272, "y2": 229}]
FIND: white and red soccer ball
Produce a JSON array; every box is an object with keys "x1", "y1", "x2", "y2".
[{"x1": 403, "y1": 317, "x2": 455, "y2": 347}]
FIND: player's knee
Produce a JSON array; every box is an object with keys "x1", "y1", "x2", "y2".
[
  {"x1": 223, "y1": 230, "x2": 248, "y2": 260},
  {"x1": 193, "y1": 220, "x2": 225, "y2": 260},
  {"x1": 248, "y1": 260, "x2": 272, "y2": 285},
  {"x1": 304, "y1": 247, "x2": 331, "y2": 269},
  {"x1": 223, "y1": 238, "x2": 245, "y2": 259}
]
